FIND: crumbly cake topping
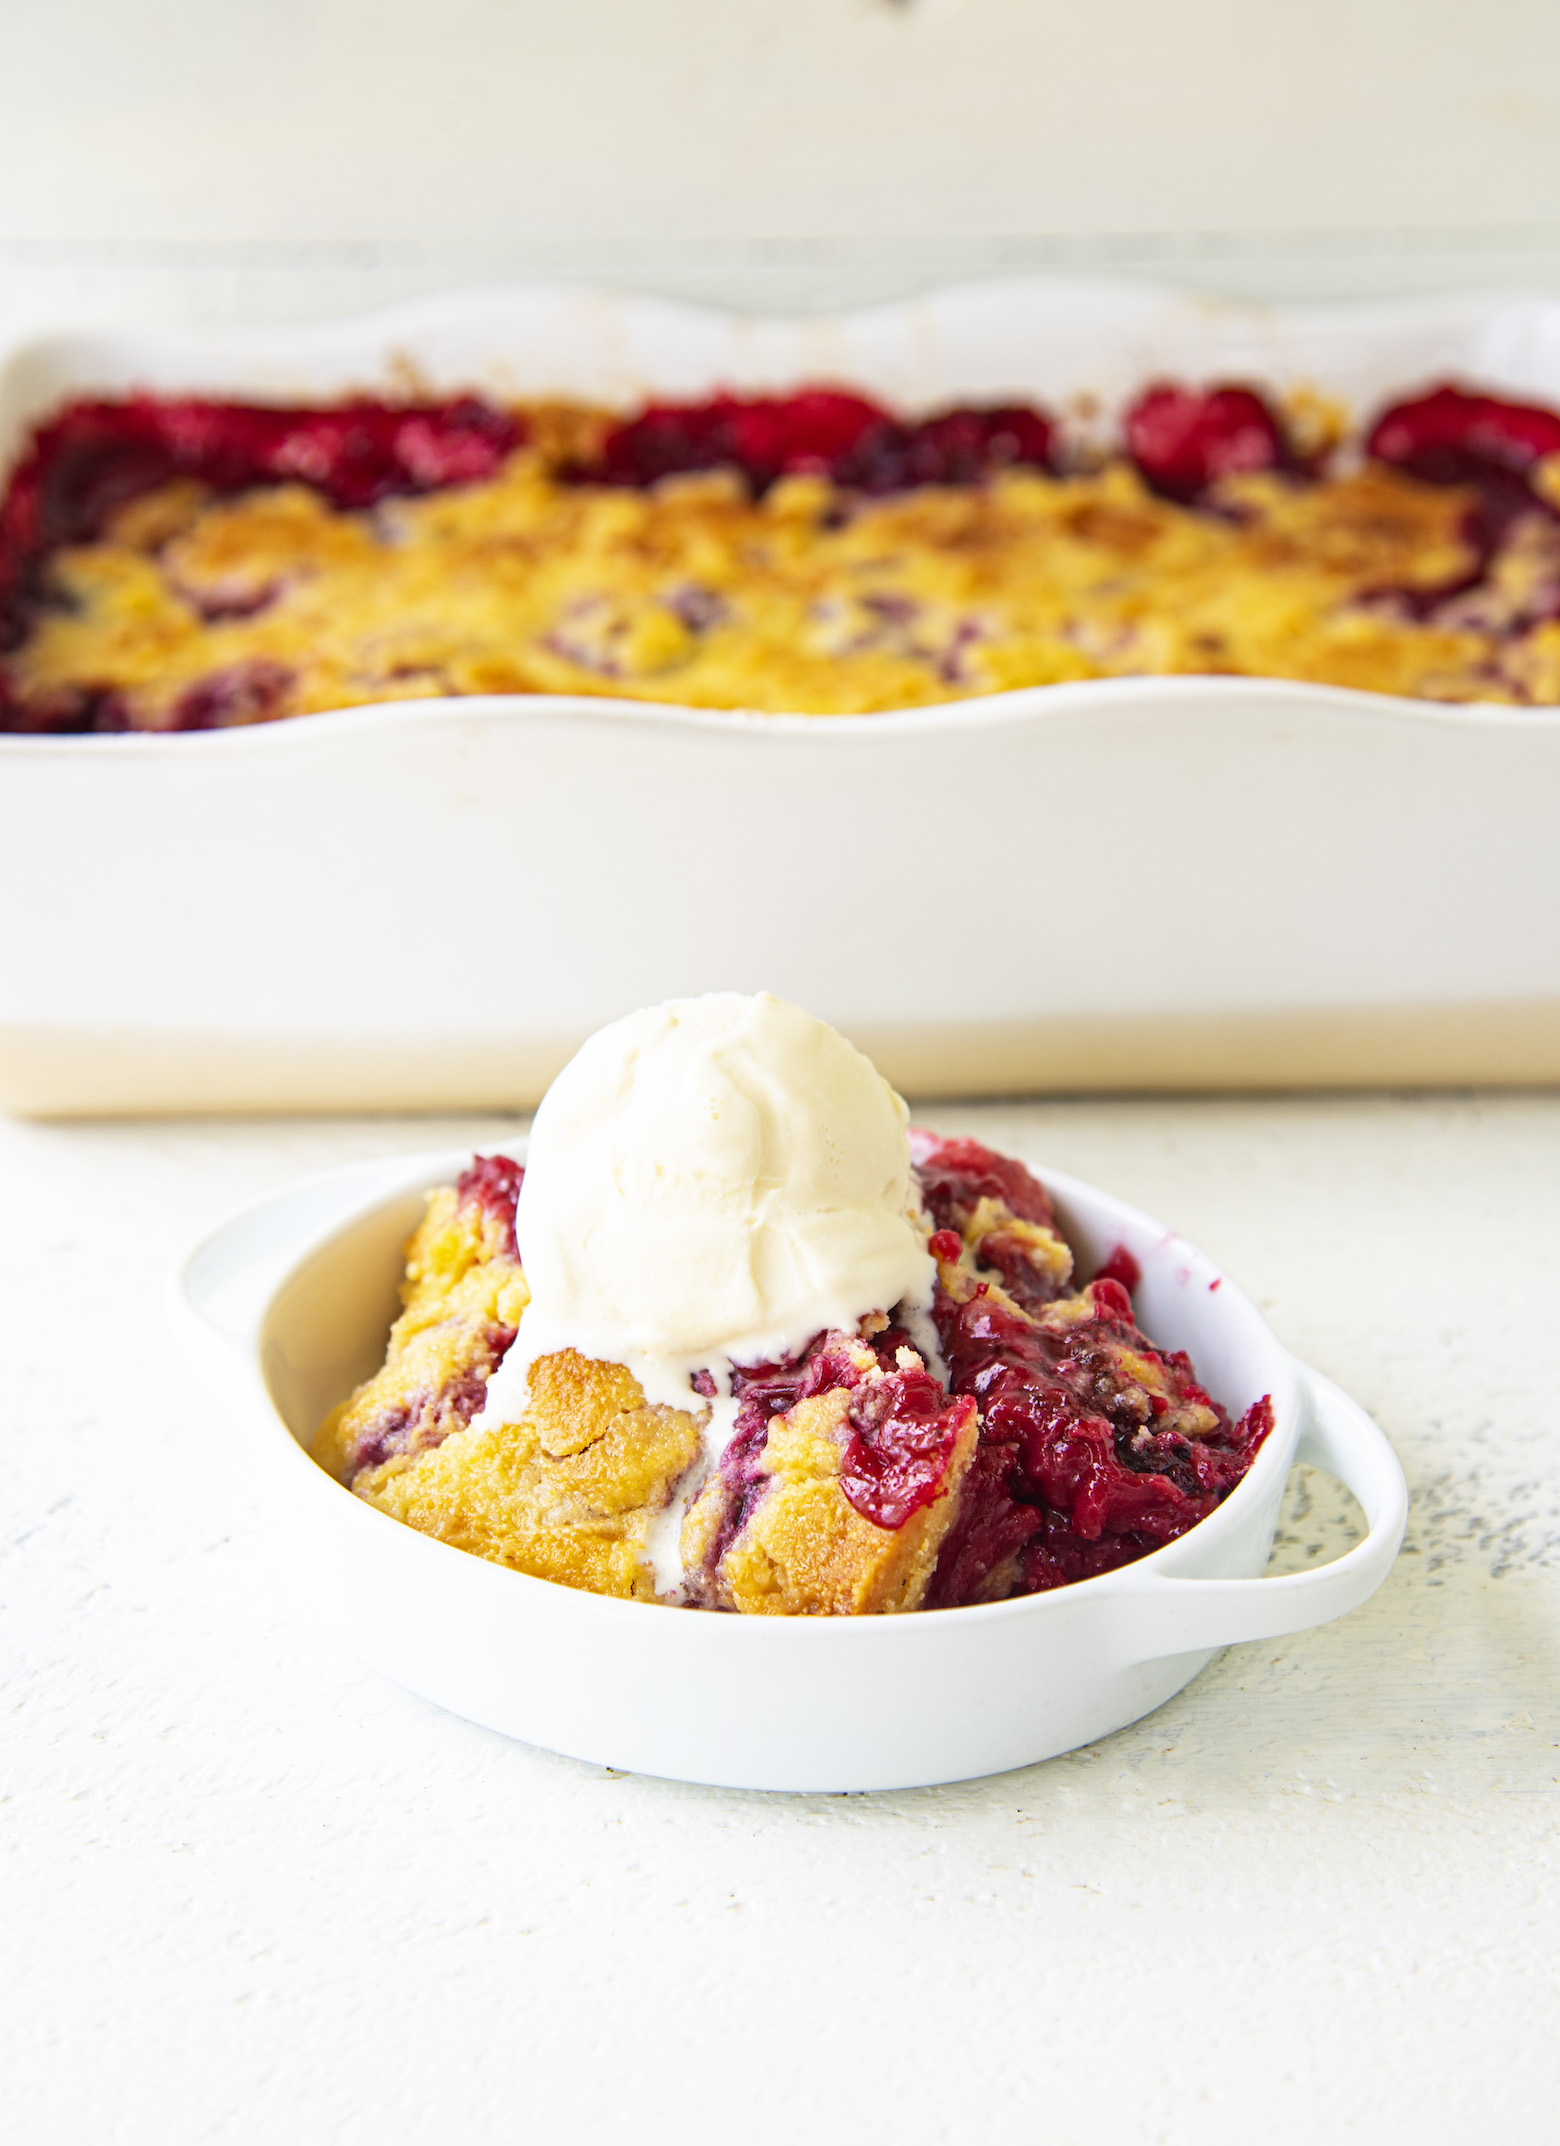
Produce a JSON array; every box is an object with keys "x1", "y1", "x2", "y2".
[{"x1": 8, "y1": 377, "x2": 1560, "y2": 730}]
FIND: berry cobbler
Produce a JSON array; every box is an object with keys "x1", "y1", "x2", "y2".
[
  {"x1": 313, "y1": 998, "x2": 1270, "y2": 1618},
  {"x1": 7, "y1": 376, "x2": 1560, "y2": 730}
]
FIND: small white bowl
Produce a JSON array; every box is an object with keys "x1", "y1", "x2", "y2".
[{"x1": 171, "y1": 1144, "x2": 1407, "y2": 1791}]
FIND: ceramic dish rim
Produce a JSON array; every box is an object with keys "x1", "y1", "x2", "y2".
[{"x1": 6, "y1": 670, "x2": 1560, "y2": 762}]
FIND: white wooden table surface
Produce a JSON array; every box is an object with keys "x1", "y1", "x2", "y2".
[{"x1": 7, "y1": 1090, "x2": 1558, "y2": 2143}]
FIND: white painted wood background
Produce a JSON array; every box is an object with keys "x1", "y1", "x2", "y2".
[{"x1": 2, "y1": 0, "x2": 1560, "y2": 326}]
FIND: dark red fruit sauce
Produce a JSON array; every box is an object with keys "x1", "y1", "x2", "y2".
[
  {"x1": 1366, "y1": 383, "x2": 1560, "y2": 485},
  {"x1": 916, "y1": 1132, "x2": 1058, "y2": 1230},
  {"x1": 1365, "y1": 382, "x2": 1560, "y2": 556},
  {"x1": 589, "y1": 389, "x2": 1056, "y2": 495},
  {"x1": 696, "y1": 1329, "x2": 978, "y2": 1577},
  {"x1": 914, "y1": 1135, "x2": 1270, "y2": 1604},
  {"x1": 685, "y1": 1134, "x2": 1268, "y2": 1604},
  {"x1": 1091, "y1": 1244, "x2": 1142, "y2": 1293},
  {"x1": 455, "y1": 1151, "x2": 525, "y2": 1259},
  {"x1": 1123, "y1": 382, "x2": 1294, "y2": 501}
]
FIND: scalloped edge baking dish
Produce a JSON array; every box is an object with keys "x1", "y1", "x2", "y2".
[
  {"x1": 170, "y1": 1140, "x2": 1407, "y2": 1790},
  {"x1": 6, "y1": 275, "x2": 1560, "y2": 1115}
]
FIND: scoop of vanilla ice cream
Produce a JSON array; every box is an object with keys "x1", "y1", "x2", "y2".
[{"x1": 478, "y1": 993, "x2": 935, "y2": 1423}]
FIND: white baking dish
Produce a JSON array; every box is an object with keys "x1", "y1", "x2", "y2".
[
  {"x1": 170, "y1": 1141, "x2": 1407, "y2": 1791},
  {"x1": 7, "y1": 276, "x2": 1560, "y2": 1114}
]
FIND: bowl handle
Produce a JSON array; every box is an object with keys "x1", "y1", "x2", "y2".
[
  {"x1": 1111, "y1": 1365, "x2": 1408, "y2": 1662},
  {"x1": 168, "y1": 1152, "x2": 444, "y2": 1365}
]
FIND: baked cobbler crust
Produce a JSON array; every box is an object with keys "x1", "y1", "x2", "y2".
[{"x1": 360, "y1": 1348, "x2": 706, "y2": 1603}]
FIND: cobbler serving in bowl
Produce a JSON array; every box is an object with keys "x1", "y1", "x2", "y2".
[
  {"x1": 7, "y1": 374, "x2": 1560, "y2": 731},
  {"x1": 313, "y1": 997, "x2": 1271, "y2": 1618}
]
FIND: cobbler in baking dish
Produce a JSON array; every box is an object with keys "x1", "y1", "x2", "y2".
[
  {"x1": 312, "y1": 1137, "x2": 1271, "y2": 1615},
  {"x1": 7, "y1": 374, "x2": 1560, "y2": 731}
]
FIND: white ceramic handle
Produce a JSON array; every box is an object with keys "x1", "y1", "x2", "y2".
[
  {"x1": 1112, "y1": 1366, "x2": 1408, "y2": 1662},
  {"x1": 170, "y1": 1151, "x2": 451, "y2": 1359}
]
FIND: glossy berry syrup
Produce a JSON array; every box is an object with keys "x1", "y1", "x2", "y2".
[
  {"x1": 714, "y1": 1328, "x2": 975, "y2": 1540},
  {"x1": 913, "y1": 1136, "x2": 1272, "y2": 1605},
  {"x1": 587, "y1": 388, "x2": 1055, "y2": 495},
  {"x1": 1366, "y1": 382, "x2": 1560, "y2": 558},
  {"x1": 1124, "y1": 381, "x2": 1294, "y2": 502},
  {"x1": 691, "y1": 1134, "x2": 1268, "y2": 1607},
  {"x1": 689, "y1": 1325, "x2": 978, "y2": 1594},
  {"x1": 1367, "y1": 383, "x2": 1560, "y2": 485}
]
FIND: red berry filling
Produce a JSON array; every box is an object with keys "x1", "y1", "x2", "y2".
[
  {"x1": 911, "y1": 1134, "x2": 1271, "y2": 1605},
  {"x1": 912, "y1": 1130, "x2": 1058, "y2": 1229},
  {"x1": 1365, "y1": 382, "x2": 1560, "y2": 567},
  {"x1": 1124, "y1": 382, "x2": 1293, "y2": 503},
  {"x1": 1367, "y1": 383, "x2": 1560, "y2": 485},
  {"x1": 455, "y1": 1150, "x2": 525, "y2": 1257},
  {"x1": 1091, "y1": 1243, "x2": 1142, "y2": 1292},
  {"x1": 687, "y1": 1135, "x2": 1268, "y2": 1606},
  {"x1": 587, "y1": 390, "x2": 1055, "y2": 496},
  {"x1": 928, "y1": 1273, "x2": 1271, "y2": 1601},
  {"x1": 837, "y1": 1363, "x2": 978, "y2": 1530},
  {"x1": 690, "y1": 1324, "x2": 977, "y2": 1583},
  {"x1": 913, "y1": 1131, "x2": 1073, "y2": 1316},
  {"x1": 590, "y1": 389, "x2": 883, "y2": 490},
  {"x1": 169, "y1": 656, "x2": 295, "y2": 732},
  {"x1": 0, "y1": 678, "x2": 131, "y2": 735}
]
